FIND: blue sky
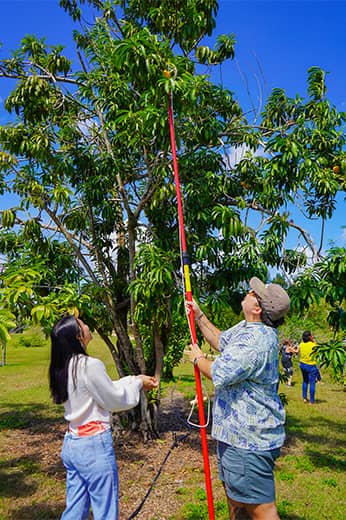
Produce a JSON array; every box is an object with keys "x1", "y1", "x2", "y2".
[{"x1": 0, "y1": 0, "x2": 345, "y2": 250}]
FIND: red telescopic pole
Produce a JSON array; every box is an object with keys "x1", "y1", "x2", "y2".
[{"x1": 167, "y1": 92, "x2": 215, "y2": 520}]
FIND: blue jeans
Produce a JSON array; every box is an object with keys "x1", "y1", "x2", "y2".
[
  {"x1": 61, "y1": 429, "x2": 118, "y2": 520},
  {"x1": 300, "y1": 363, "x2": 318, "y2": 403}
]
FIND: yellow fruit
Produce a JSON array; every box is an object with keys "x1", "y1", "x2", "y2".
[
  {"x1": 163, "y1": 69, "x2": 171, "y2": 78},
  {"x1": 333, "y1": 165, "x2": 340, "y2": 174}
]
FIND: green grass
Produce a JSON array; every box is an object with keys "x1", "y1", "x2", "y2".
[
  {"x1": 168, "y1": 357, "x2": 346, "y2": 520},
  {"x1": 274, "y1": 364, "x2": 346, "y2": 520},
  {"x1": 1, "y1": 334, "x2": 345, "y2": 519}
]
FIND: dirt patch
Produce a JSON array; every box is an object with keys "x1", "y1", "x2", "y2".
[
  {"x1": 0, "y1": 391, "x2": 223, "y2": 520},
  {"x1": 116, "y1": 391, "x2": 222, "y2": 519}
]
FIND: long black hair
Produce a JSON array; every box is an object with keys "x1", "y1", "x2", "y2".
[{"x1": 49, "y1": 315, "x2": 87, "y2": 404}]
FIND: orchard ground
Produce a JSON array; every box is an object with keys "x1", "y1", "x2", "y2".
[{"x1": 0, "y1": 330, "x2": 345, "y2": 520}]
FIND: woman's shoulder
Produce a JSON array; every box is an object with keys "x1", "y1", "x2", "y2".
[
  {"x1": 74, "y1": 356, "x2": 105, "y2": 375},
  {"x1": 85, "y1": 356, "x2": 105, "y2": 369}
]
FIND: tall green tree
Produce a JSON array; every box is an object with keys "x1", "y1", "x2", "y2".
[{"x1": 0, "y1": 0, "x2": 345, "y2": 431}]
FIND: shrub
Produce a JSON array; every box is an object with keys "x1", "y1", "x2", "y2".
[{"x1": 17, "y1": 334, "x2": 47, "y2": 348}]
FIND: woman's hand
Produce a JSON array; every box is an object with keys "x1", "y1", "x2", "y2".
[
  {"x1": 137, "y1": 375, "x2": 159, "y2": 391},
  {"x1": 187, "y1": 343, "x2": 204, "y2": 364}
]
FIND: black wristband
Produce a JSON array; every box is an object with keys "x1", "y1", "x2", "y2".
[{"x1": 194, "y1": 355, "x2": 205, "y2": 366}]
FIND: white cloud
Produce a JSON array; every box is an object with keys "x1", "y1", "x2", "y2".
[{"x1": 224, "y1": 144, "x2": 264, "y2": 169}]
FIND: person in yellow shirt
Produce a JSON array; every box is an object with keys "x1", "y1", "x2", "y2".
[{"x1": 299, "y1": 331, "x2": 320, "y2": 404}]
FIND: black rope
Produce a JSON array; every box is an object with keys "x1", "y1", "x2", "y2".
[{"x1": 126, "y1": 430, "x2": 191, "y2": 520}]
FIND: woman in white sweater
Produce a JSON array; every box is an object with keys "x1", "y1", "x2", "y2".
[{"x1": 49, "y1": 315, "x2": 158, "y2": 520}]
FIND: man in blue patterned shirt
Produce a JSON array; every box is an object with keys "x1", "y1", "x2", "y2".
[{"x1": 188, "y1": 277, "x2": 290, "y2": 520}]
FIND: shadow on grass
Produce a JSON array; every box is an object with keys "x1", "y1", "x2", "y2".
[
  {"x1": 279, "y1": 514, "x2": 306, "y2": 520},
  {"x1": 11, "y1": 503, "x2": 64, "y2": 520},
  {"x1": 284, "y1": 413, "x2": 346, "y2": 473},
  {"x1": 304, "y1": 447, "x2": 346, "y2": 472},
  {"x1": 286, "y1": 414, "x2": 346, "y2": 449},
  {"x1": 114, "y1": 389, "x2": 216, "y2": 469},
  {"x1": 0, "y1": 455, "x2": 39, "y2": 497},
  {"x1": 158, "y1": 392, "x2": 213, "y2": 434},
  {"x1": 0, "y1": 402, "x2": 61, "y2": 432}
]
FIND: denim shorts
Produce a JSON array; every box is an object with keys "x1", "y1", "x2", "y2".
[{"x1": 217, "y1": 441, "x2": 281, "y2": 504}]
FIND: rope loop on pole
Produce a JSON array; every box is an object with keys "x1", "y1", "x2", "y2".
[{"x1": 187, "y1": 381, "x2": 211, "y2": 429}]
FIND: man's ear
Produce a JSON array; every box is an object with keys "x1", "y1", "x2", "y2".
[{"x1": 254, "y1": 305, "x2": 262, "y2": 317}]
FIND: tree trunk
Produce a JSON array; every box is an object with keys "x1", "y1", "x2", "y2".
[
  {"x1": 111, "y1": 313, "x2": 139, "y2": 374},
  {"x1": 97, "y1": 329, "x2": 125, "y2": 377},
  {"x1": 97, "y1": 319, "x2": 160, "y2": 439},
  {"x1": 127, "y1": 218, "x2": 147, "y2": 374},
  {"x1": 1, "y1": 342, "x2": 5, "y2": 366},
  {"x1": 153, "y1": 323, "x2": 164, "y2": 384},
  {"x1": 111, "y1": 391, "x2": 159, "y2": 440},
  {"x1": 138, "y1": 391, "x2": 159, "y2": 440}
]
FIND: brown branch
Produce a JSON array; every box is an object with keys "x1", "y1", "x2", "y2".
[
  {"x1": 0, "y1": 67, "x2": 79, "y2": 86},
  {"x1": 41, "y1": 203, "x2": 100, "y2": 284}
]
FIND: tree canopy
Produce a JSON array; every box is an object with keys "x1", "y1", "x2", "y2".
[{"x1": 0, "y1": 0, "x2": 345, "y2": 426}]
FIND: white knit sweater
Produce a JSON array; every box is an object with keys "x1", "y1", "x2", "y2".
[{"x1": 63, "y1": 355, "x2": 143, "y2": 430}]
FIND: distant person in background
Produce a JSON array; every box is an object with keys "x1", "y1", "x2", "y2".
[
  {"x1": 280, "y1": 338, "x2": 298, "y2": 386},
  {"x1": 49, "y1": 315, "x2": 158, "y2": 520},
  {"x1": 298, "y1": 331, "x2": 320, "y2": 404}
]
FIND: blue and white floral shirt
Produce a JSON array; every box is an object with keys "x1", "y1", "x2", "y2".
[{"x1": 210, "y1": 320, "x2": 285, "y2": 450}]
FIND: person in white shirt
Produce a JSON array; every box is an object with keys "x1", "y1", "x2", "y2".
[{"x1": 49, "y1": 315, "x2": 158, "y2": 520}]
